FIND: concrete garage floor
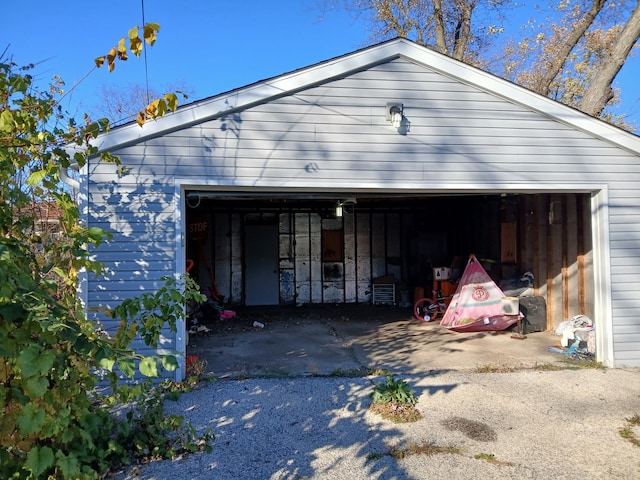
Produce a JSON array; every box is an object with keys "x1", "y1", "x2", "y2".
[{"x1": 187, "y1": 304, "x2": 576, "y2": 378}]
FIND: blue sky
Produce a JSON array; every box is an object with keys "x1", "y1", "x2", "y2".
[
  {"x1": 2, "y1": 1, "x2": 369, "y2": 118},
  {"x1": 3, "y1": 1, "x2": 640, "y2": 131}
]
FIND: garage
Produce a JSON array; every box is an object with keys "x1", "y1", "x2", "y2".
[{"x1": 84, "y1": 38, "x2": 640, "y2": 378}]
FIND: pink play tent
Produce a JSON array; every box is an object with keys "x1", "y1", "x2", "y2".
[{"x1": 439, "y1": 254, "x2": 521, "y2": 332}]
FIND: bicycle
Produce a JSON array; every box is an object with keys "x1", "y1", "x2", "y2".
[{"x1": 414, "y1": 288, "x2": 452, "y2": 322}]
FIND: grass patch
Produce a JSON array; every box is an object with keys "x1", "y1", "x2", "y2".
[
  {"x1": 620, "y1": 413, "x2": 640, "y2": 447},
  {"x1": 474, "y1": 358, "x2": 605, "y2": 373},
  {"x1": 474, "y1": 364, "x2": 519, "y2": 373},
  {"x1": 558, "y1": 357, "x2": 606, "y2": 369},
  {"x1": 532, "y1": 363, "x2": 566, "y2": 371},
  {"x1": 389, "y1": 442, "x2": 463, "y2": 460},
  {"x1": 369, "y1": 402, "x2": 423, "y2": 423},
  {"x1": 160, "y1": 357, "x2": 211, "y2": 399},
  {"x1": 370, "y1": 443, "x2": 516, "y2": 467},
  {"x1": 369, "y1": 375, "x2": 422, "y2": 423},
  {"x1": 330, "y1": 366, "x2": 376, "y2": 377},
  {"x1": 533, "y1": 358, "x2": 605, "y2": 370},
  {"x1": 255, "y1": 368, "x2": 292, "y2": 378},
  {"x1": 474, "y1": 453, "x2": 515, "y2": 466},
  {"x1": 366, "y1": 452, "x2": 385, "y2": 461}
]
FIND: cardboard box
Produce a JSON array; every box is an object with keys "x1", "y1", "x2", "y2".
[{"x1": 433, "y1": 267, "x2": 451, "y2": 280}]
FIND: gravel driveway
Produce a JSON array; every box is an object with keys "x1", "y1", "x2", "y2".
[{"x1": 112, "y1": 367, "x2": 640, "y2": 479}]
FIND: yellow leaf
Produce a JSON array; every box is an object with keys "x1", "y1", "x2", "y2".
[
  {"x1": 143, "y1": 25, "x2": 158, "y2": 46},
  {"x1": 94, "y1": 56, "x2": 105, "y2": 68},
  {"x1": 164, "y1": 93, "x2": 179, "y2": 111},
  {"x1": 129, "y1": 36, "x2": 143, "y2": 57},
  {"x1": 145, "y1": 100, "x2": 158, "y2": 119},
  {"x1": 156, "y1": 99, "x2": 167, "y2": 117},
  {"x1": 106, "y1": 46, "x2": 116, "y2": 71},
  {"x1": 107, "y1": 47, "x2": 116, "y2": 64},
  {"x1": 128, "y1": 26, "x2": 139, "y2": 40},
  {"x1": 136, "y1": 111, "x2": 146, "y2": 127},
  {"x1": 117, "y1": 37, "x2": 128, "y2": 61}
]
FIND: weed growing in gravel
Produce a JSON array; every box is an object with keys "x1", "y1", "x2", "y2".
[
  {"x1": 254, "y1": 368, "x2": 292, "y2": 378},
  {"x1": 370, "y1": 443, "x2": 517, "y2": 467},
  {"x1": 389, "y1": 442, "x2": 463, "y2": 459},
  {"x1": 533, "y1": 358, "x2": 605, "y2": 370},
  {"x1": 474, "y1": 453, "x2": 515, "y2": 466},
  {"x1": 369, "y1": 375, "x2": 422, "y2": 423},
  {"x1": 474, "y1": 358, "x2": 605, "y2": 373},
  {"x1": 100, "y1": 383, "x2": 214, "y2": 470},
  {"x1": 187, "y1": 357, "x2": 210, "y2": 380},
  {"x1": 330, "y1": 367, "x2": 393, "y2": 377},
  {"x1": 558, "y1": 358, "x2": 606, "y2": 369},
  {"x1": 474, "y1": 364, "x2": 519, "y2": 373},
  {"x1": 160, "y1": 358, "x2": 211, "y2": 399},
  {"x1": 371, "y1": 375, "x2": 417, "y2": 405},
  {"x1": 619, "y1": 413, "x2": 640, "y2": 447},
  {"x1": 532, "y1": 363, "x2": 565, "y2": 371},
  {"x1": 366, "y1": 452, "x2": 385, "y2": 461},
  {"x1": 370, "y1": 402, "x2": 423, "y2": 423},
  {"x1": 330, "y1": 367, "x2": 374, "y2": 377}
]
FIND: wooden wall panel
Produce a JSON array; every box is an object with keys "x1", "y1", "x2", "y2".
[
  {"x1": 371, "y1": 213, "x2": 387, "y2": 279},
  {"x1": 294, "y1": 213, "x2": 311, "y2": 304},
  {"x1": 310, "y1": 214, "x2": 323, "y2": 303},
  {"x1": 343, "y1": 213, "x2": 357, "y2": 303},
  {"x1": 517, "y1": 194, "x2": 593, "y2": 331},
  {"x1": 356, "y1": 213, "x2": 372, "y2": 302}
]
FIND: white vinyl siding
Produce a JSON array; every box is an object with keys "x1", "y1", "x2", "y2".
[{"x1": 85, "y1": 48, "x2": 640, "y2": 370}]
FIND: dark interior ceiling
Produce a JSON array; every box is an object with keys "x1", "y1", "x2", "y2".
[{"x1": 185, "y1": 191, "x2": 510, "y2": 214}]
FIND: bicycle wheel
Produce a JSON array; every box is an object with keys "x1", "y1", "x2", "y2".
[{"x1": 414, "y1": 297, "x2": 440, "y2": 322}]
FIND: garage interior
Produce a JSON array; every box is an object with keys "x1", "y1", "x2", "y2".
[{"x1": 184, "y1": 191, "x2": 593, "y2": 334}]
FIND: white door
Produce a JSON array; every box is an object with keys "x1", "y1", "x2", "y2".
[{"x1": 245, "y1": 225, "x2": 279, "y2": 305}]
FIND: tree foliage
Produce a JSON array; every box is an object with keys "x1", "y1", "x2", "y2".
[
  {"x1": 328, "y1": 0, "x2": 640, "y2": 130},
  {"x1": 93, "y1": 22, "x2": 184, "y2": 127},
  {"x1": 333, "y1": 0, "x2": 507, "y2": 65},
  {"x1": 0, "y1": 25, "x2": 207, "y2": 479},
  {"x1": 91, "y1": 80, "x2": 192, "y2": 127},
  {"x1": 578, "y1": 1, "x2": 640, "y2": 117}
]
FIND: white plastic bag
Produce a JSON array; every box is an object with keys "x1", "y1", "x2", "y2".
[{"x1": 556, "y1": 315, "x2": 593, "y2": 347}]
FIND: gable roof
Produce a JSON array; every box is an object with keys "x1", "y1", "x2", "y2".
[{"x1": 92, "y1": 37, "x2": 640, "y2": 156}]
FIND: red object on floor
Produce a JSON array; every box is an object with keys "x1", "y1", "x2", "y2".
[{"x1": 186, "y1": 355, "x2": 198, "y2": 370}]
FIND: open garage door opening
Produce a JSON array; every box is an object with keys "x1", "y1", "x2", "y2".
[{"x1": 183, "y1": 191, "x2": 594, "y2": 336}]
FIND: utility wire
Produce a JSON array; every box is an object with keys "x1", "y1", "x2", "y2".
[{"x1": 141, "y1": 0, "x2": 150, "y2": 105}]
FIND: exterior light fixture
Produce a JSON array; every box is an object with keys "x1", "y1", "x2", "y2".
[
  {"x1": 386, "y1": 102, "x2": 403, "y2": 129},
  {"x1": 336, "y1": 198, "x2": 357, "y2": 217}
]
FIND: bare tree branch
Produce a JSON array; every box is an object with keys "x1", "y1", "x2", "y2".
[
  {"x1": 579, "y1": 1, "x2": 640, "y2": 116},
  {"x1": 534, "y1": 0, "x2": 607, "y2": 97},
  {"x1": 434, "y1": 0, "x2": 448, "y2": 53}
]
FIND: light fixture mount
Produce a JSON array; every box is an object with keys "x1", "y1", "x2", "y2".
[
  {"x1": 336, "y1": 198, "x2": 357, "y2": 217},
  {"x1": 386, "y1": 102, "x2": 404, "y2": 128}
]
